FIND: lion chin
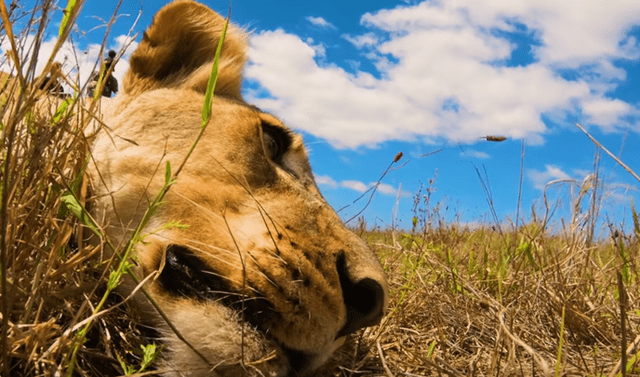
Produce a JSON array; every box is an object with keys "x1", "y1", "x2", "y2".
[{"x1": 88, "y1": 1, "x2": 389, "y2": 376}]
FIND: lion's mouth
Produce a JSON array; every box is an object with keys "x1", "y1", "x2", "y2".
[
  {"x1": 156, "y1": 244, "x2": 381, "y2": 376},
  {"x1": 281, "y1": 347, "x2": 312, "y2": 376},
  {"x1": 157, "y1": 245, "x2": 319, "y2": 374},
  {"x1": 158, "y1": 244, "x2": 279, "y2": 324}
]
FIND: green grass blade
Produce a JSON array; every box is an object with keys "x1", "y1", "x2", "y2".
[
  {"x1": 60, "y1": 191, "x2": 100, "y2": 237},
  {"x1": 632, "y1": 200, "x2": 639, "y2": 239},
  {"x1": 51, "y1": 97, "x2": 73, "y2": 125},
  {"x1": 165, "y1": 160, "x2": 172, "y2": 185},
  {"x1": 201, "y1": 11, "x2": 230, "y2": 125},
  {"x1": 59, "y1": 0, "x2": 78, "y2": 37}
]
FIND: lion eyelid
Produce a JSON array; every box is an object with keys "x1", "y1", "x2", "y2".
[{"x1": 261, "y1": 122, "x2": 291, "y2": 164}]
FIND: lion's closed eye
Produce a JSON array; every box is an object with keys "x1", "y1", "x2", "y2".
[{"x1": 261, "y1": 122, "x2": 291, "y2": 165}]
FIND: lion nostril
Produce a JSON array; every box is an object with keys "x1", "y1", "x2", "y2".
[{"x1": 336, "y1": 253, "x2": 386, "y2": 338}]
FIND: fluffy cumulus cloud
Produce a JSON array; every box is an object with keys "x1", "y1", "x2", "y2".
[
  {"x1": 306, "y1": 16, "x2": 337, "y2": 30},
  {"x1": 246, "y1": 0, "x2": 640, "y2": 149}
]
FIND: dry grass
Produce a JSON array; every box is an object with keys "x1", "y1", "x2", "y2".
[
  {"x1": 322, "y1": 221, "x2": 640, "y2": 376},
  {"x1": 2, "y1": 1, "x2": 639, "y2": 377},
  {"x1": 1, "y1": 1, "x2": 151, "y2": 376}
]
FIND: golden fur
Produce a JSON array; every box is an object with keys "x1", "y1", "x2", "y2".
[{"x1": 89, "y1": 1, "x2": 388, "y2": 376}]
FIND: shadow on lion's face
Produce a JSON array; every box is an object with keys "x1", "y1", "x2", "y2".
[{"x1": 89, "y1": 1, "x2": 388, "y2": 376}]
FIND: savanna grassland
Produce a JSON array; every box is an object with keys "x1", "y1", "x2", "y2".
[
  {"x1": 1, "y1": 1, "x2": 639, "y2": 376},
  {"x1": 329, "y1": 206, "x2": 640, "y2": 376}
]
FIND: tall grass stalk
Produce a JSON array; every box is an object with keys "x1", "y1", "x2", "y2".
[{"x1": 555, "y1": 305, "x2": 566, "y2": 377}]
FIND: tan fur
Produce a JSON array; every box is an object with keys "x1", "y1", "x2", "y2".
[{"x1": 89, "y1": 1, "x2": 388, "y2": 376}]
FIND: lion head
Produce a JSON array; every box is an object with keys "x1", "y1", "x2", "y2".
[{"x1": 89, "y1": 1, "x2": 388, "y2": 376}]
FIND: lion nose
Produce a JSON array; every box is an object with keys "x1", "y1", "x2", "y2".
[{"x1": 336, "y1": 253, "x2": 386, "y2": 337}]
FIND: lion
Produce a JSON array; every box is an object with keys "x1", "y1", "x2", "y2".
[{"x1": 88, "y1": 1, "x2": 389, "y2": 376}]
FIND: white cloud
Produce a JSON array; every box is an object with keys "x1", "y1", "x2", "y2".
[
  {"x1": 362, "y1": 0, "x2": 640, "y2": 65},
  {"x1": 361, "y1": 2, "x2": 464, "y2": 31},
  {"x1": 315, "y1": 174, "x2": 338, "y2": 188},
  {"x1": 528, "y1": 165, "x2": 573, "y2": 190},
  {"x1": 581, "y1": 98, "x2": 633, "y2": 129},
  {"x1": 316, "y1": 175, "x2": 400, "y2": 196},
  {"x1": 341, "y1": 180, "x2": 369, "y2": 193},
  {"x1": 462, "y1": 149, "x2": 490, "y2": 159},
  {"x1": 306, "y1": 16, "x2": 337, "y2": 30},
  {"x1": 305, "y1": 37, "x2": 327, "y2": 58},
  {"x1": 246, "y1": 0, "x2": 640, "y2": 149},
  {"x1": 247, "y1": 29, "x2": 425, "y2": 148},
  {"x1": 375, "y1": 182, "x2": 399, "y2": 196},
  {"x1": 342, "y1": 32, "x2": 378, "y2": 49}
]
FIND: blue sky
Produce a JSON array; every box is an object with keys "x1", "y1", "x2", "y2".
[{"x1": 4, "y1": 0, "x2": 640, "y2": 233}]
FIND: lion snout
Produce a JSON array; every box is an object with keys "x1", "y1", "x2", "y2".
[{"x1": 336, "y1": 251, "x2": 387, "y2": 337}]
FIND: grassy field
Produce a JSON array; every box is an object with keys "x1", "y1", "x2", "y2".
[
  {"x1": 325, "y1": 220, "x2": 640, "y2": 376},
  {"x1": 2, "y1": 1, "x2": 639, "y2": 376}
]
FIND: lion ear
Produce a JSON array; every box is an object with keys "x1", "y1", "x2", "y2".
[{"x1": 122, "y1": 0, "x2": 246, "y2": 100}]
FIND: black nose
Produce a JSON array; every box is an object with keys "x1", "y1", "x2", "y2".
[{"x1": 336, "y1": 253, "x2": 386, "y2": 338}]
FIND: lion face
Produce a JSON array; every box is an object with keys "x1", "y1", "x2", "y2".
[{"x1": 89, "y1": 1, "x2": 388, "y2": 376}]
